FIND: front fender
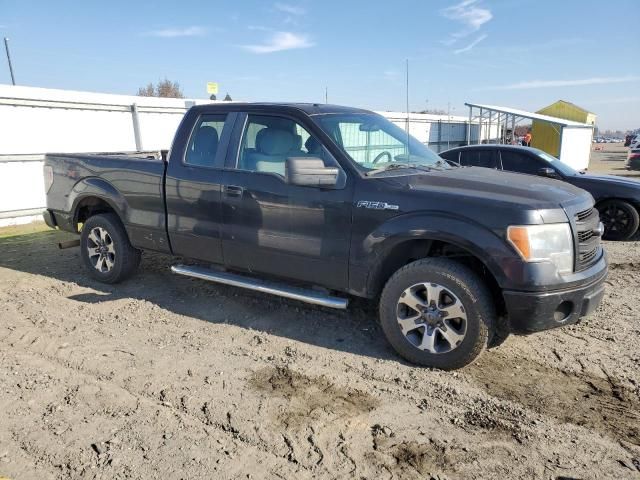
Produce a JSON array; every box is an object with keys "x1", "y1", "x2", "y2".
[{"x1": 352, "y1": 211, "x2": 521, "y2": 296}]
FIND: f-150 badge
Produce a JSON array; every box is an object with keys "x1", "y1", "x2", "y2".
[{"x1": 356, "y1": 201, "x2": 399, "y2": 211}]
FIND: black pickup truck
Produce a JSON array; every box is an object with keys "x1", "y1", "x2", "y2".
[{"x1": 43, "y1": 103, "x2": 608, "y2": 369}]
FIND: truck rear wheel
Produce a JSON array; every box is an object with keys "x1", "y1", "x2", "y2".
[
  {"x1": 80, "y1": 213, "x2": 141, "y2": 284},
  {"x1": 379, "y1": 258, "x2": 495, "y2": 370}
]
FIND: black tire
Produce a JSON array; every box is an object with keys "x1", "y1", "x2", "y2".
[
  {"x1": 488, "y1": 314, "x2": 510, "y2": 349},
  {"x1": 598, "y1": 200, "x2": 640, "y2": 241},
  {"x1": 80, "y1": 213, "x2": 141, "y2": 284},
  {"x1": 379, "y1": 258, "x2": 495, "y2": 370}
]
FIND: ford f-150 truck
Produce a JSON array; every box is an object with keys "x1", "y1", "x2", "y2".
[{"x1": 43, "y1": 103, "x2": 608, "y2": 370}]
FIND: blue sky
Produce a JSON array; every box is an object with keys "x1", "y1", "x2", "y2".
[{"x1": 1, "y1": 0, "x2": 639, "y2": 130}]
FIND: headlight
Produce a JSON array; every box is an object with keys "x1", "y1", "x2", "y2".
[{"x1": 507, "y1": 224, "x2": 573, "y2": 274}]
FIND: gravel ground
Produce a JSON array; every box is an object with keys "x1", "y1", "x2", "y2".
[{"x1": 0, "y1": 144, "x2": 639, "y2": 480}]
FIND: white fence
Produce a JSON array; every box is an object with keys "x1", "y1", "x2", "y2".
[
  {"x1": 0, "y1": 85, "x2": 487, "y2": 226},
  {"x1": 0, "y1": 85, "x2": 216, "y2": 226}
]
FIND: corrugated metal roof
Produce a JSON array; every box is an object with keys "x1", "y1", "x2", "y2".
[{"x1": 465, "y1": 103, "x2": 593, "y2": 128}]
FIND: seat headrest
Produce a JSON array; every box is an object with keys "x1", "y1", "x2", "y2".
[
  {"x1": 292, "y1": 134, "x2": 302, "y2": 151},
  {"x1": 305, "y1": 136, "x2": 322, "y2": 154},
  {"x1": 193, "y1": 126, "x2": 219, "y2": 154},
  {"x1": 257, "y1": 129, "x2": 294, "y2": 155}
]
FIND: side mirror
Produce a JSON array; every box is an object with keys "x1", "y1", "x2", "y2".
[
  {"x1": 538, "y1": 167, "x2": 559, "y2": 178},
  {"x1": 285, "y1": 157, "x2": 339, "y2": 187}
]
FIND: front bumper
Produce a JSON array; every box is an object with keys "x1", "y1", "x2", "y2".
[{"x1": 503, "y1": 266, "x2": 608, "y2": 334}]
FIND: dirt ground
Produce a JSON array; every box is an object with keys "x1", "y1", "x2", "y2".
[{"x1": 1, "y1": 144, "x2": 639, "y2": 480}]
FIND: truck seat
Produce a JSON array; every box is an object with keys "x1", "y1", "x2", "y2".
[
  {"x1": 187, "y1": 126, "x2": 219, "y2": 166},
  {"x1": 244, "y1": 128, "x2": 295, "y2": 175}
]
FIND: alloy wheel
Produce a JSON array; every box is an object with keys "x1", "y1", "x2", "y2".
[
  {"x1": 86, "y1": 227, "x2": 116, "y2": 273},
  {"x1": 396, "y1": 282, "x2": 467, "y2": 354}
]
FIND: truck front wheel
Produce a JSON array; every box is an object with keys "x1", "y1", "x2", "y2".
[
  {"x1": 80, "y1": 213, "x2": 141, "y2": 284},
  {"x1": 379, "y1": 258, "x2": 495, "y2": 370}
]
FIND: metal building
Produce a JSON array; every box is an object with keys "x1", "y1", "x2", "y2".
[
  {"x1": 531, "y1": 100, "x2": 596, "y2": 159},
  {"x1": 465, "y1": 103, "x2": 595, "y2": 171}
]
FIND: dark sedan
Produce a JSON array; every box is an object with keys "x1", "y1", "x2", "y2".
[{"x1": 440, "y1": 144, "x2": 640, "y2": 240}]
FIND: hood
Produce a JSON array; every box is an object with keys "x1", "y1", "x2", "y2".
[
  {"x1": 392, "y1": 167, "x2": 590, "y2": 208},
  {"x1": 569, "y1": 173, "x2": 640, "y2": 190}
]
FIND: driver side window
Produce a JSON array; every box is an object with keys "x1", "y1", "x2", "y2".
[
  {"x1": 337, "y1": 122, "x2": 404, "y2": 165},
  {"x1": 238, "y1": 115, "x2": 324, "y2": 176},
  {"x1": 236, "y1": 115, "x2": 345, "y2": 186},
  {"x1": 500, "y1": 150, "x2": 541, "y2": 175}
]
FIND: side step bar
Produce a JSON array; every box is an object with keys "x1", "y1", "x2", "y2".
[{"x1": 170, "y1": 264, "x2": 348, "y2": 310}]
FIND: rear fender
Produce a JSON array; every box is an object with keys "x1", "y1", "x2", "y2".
[{"x1": 68, "y1": 177, "x2": 129, "y2": 227}]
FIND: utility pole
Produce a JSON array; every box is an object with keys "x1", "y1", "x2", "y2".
[
  {"x1": 447, "y1": 102, "x2": 451, "y2": 149},
  {"x1": 405, "y1": 59, "x2": 410, "y2": 157},
  {"x1": 4, "y1": 37, "x2": 16, "y2": 85},
  {"x1": 324, "y1": 86, "x2": 328, "y2": 104}
]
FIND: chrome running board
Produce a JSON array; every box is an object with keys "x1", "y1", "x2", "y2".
[{"x1": 171, "y1": 264, "x2": 348, "y2": 310}]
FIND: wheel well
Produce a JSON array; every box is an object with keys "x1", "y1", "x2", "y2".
[
  {"x1": 370, "y1": 239, "x2": 506, "y2": 316},
  {"x1": 595, "y1": 198, "x2": 640, "y2": 212},
  {"x1": 74, "y1": 197, "x2": 117, "y2": 231}
]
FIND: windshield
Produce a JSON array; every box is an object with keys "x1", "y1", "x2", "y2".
[
  {"x1": 535, "y1": 149, "x2": 579, "y2": 176},
  {"x1": 313, "y1": 113, "x2": 449, "y2": 173}
]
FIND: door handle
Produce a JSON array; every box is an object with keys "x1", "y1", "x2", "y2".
[{"x1": 224, "y1": 185, "x2": 244, "y2": 197}]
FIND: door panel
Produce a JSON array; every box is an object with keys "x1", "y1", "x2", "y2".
[
  {"x1": 220, "y1": 113, "x2": 353, "y2": 290},
  {"x1": 165, "y1": 113, "x2": 236, "y2": 264}
]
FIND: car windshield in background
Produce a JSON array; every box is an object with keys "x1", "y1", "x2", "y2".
[
  {"x1": 536, "y1": 149, "x2": 579, "y2": 176},
  {"x1": 313, "y1": 113, "x2": 449, "y2": 173}
]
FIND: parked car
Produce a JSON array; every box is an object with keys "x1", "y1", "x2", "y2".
[
  {"x1": 628, "y1": 148, "x2": 640, "y2": 170},
  {"x1": 625, "y1": 134, "x2": 637, "y2": 147},
  {"x1": 43, "y1": 103, "x2": 607, "y2": 370},
  {"x1": 440, "y1": 144, "x2": 640, "y2": 240}
]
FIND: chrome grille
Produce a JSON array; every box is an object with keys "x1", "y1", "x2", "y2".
[
  {"x1": 574, "y1": 207, "x2": 601, "y2": 271},
  {"x1": 577, "y1": 230, "x2": 594, "y2": 242},
  {"x1": 576, "y1": 208, "x2": 594, "y2": 221}
]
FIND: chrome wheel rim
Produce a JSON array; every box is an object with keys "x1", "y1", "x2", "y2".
[
  {"x1": 396, "y1": 282, "x2": 467, "y2": 354},
  {"x1": 87, "y1": 227, "x2": 116, "y2": 273}
]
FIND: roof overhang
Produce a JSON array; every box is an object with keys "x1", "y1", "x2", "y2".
[{"x1": 465, "y1": 103, "x2": 593, "y2": 128}]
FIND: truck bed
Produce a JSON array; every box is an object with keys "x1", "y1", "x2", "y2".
[{"x1": 44, "y1": 152, "x2": 169, "y2": 252}]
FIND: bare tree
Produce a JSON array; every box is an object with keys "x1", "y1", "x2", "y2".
[
  {"x1": 136, "y1": 79, "x2": 184, "y2": 98},
  {"x1": 137, "y1": 83, "x2": 155, "y2": 97},
  {"x1": 414, "y1": 108, "x2": 447, "y2": 115}
]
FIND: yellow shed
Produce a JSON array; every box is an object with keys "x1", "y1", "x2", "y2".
[{"x1": 531, "y1": 100, "x2": 596, "y2": 157}]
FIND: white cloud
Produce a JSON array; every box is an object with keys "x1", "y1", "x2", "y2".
[
  {"x1": 241, "y1": 31, "x2": 314, "y2": 54},
  {"x1": 143, "y1": 26, "x2": 207, "y2": 38},
  {"x1": 441, "y1": 0, "x2": 492, "y2": 44},
  {"x1": 442, "y1": 0, "x2": 492, "y2": 30},
  {"x1": 482, "y1": 75, "x2": 640, "y2": 90},
  {"x1": 274, "y1": 3, "x2": 306, "y2": 16},
  {"x1": 454, "y1": 34, "x2": 487, "y2": 54}
]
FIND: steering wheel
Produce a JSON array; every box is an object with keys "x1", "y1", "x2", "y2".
[{"x1": 372, "y1": 151, "x2": 392, "y2": 164}]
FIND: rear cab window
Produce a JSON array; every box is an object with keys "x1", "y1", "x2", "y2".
[{"x1": 184, "y1": 114, "x2": 228, "y2": 167}]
